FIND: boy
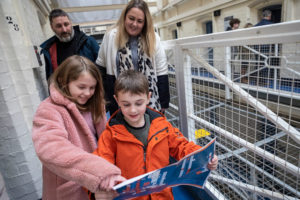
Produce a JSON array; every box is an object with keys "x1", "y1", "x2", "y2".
[{"x1": 94, "y1": 70, "x2": 218, "y2": 200}]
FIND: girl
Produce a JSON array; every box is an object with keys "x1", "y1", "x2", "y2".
[{"x1": 32, "y1": 55, "x2": 125, "y2": 200}]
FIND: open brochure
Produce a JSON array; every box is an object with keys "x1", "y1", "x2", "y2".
[{"x1": 113, "y1": 137, "x2": 216, "y2": 200}]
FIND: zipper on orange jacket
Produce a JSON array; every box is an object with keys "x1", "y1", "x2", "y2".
[{"x1": 147, "y1": 127, "x2": 168, "y2": 144}]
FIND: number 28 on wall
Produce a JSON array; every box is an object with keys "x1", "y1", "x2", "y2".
[{"x1": 6, "y1": 16, "x2": 20, "y2": 31}]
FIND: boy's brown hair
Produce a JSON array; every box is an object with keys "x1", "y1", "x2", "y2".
[{"x1": 114, "y1": 70, "x2": 149, "y2": 96}]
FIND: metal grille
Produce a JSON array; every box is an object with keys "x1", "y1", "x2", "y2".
[
  {"x1": 165, "y1": 49, "x2": 180, "y2": 128},
  {"x1": 164, "y1": 21, "x2": 300, "y2": 200}
]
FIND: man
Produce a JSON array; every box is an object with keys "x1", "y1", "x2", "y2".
[
  {"x1": 255, "y1": 9, "x2": 273, "y2": 26},
  {"x1": 254, "y1": 9, "x2": 275, "y2": 86},
  {"x1": 40, "y1": 9, "x2": 100, "y2": 80}
]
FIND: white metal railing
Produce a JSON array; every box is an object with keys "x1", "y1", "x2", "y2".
[{"x1": 162, "y1": 20, "x2": 300, "y2": 200}]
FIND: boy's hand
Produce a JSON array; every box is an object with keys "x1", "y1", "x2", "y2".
[
  {"x1": 207, "y1": 155, "x2": 218, "y2": 170},
  {"x1": 95, "y1": 190, "x2": 118, "y2": 200}
]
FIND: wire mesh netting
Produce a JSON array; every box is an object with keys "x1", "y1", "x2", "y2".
[{"x1": 165, "y1": 49, "x2": 180, "y2": 128}]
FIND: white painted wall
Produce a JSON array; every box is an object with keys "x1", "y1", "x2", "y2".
[
  {"x1": 0, "y1": 0, "x2": 50, "y2": 199},
  {"x1": 0, "y1": 173, "x2": 9, "y2": 200}
]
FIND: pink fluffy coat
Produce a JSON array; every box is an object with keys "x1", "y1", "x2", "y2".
[{"x1": 32, "y1": 85, "x2": 121, "y2": 200}]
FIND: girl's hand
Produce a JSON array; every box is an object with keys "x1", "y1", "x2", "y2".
[
  {"x1": 95, "y1": 190, "x2": 118, "y2": 200},
  {"x1": 100, "y1": 175, "x2": 127, "y2": 191},
  {"x1": 207, "y1": 155, "x2": 218, "y2": 170}
]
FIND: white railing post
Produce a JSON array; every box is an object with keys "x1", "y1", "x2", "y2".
[
  {"x1": 225, "y1": 47, "x2": 232, "y2": 99},
  {"x1": 174, "y1": 46, "x2": 189, "y2": 137},
  {"x1": 183, "y1": 53, "x2": 195, "y2": 140},
  {"x1": 274, "y1": 43, "x2": 279, "y2": 90}
]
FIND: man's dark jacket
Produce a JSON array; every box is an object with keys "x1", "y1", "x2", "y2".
[
  {"x1": 255, "y1": 19, "x2": 273, "y2": 27},
  {"x1": 40, "y1": 25, "x2": 99, "y2": 80}
]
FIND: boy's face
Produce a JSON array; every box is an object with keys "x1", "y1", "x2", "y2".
[{"x1": 114, "y1": 91, "x2": 150, "y2": 128}]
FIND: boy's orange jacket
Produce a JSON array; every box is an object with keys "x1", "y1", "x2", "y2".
[{"x1": 94, "y1": 108, "x2": 201, "y2": 200}]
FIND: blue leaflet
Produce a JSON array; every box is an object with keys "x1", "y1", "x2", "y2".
[{"x1": 113, "y1": 138, "x2": 216, "y2": 200}]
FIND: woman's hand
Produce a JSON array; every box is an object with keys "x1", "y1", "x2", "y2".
[
  {"x1": 95, "y1": 190, "x2": 118, "y2": 200},
  {"x1": 207, "y1": 155, "x2": 218, "y2": 170}
]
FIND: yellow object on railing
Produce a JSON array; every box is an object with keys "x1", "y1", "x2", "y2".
[{"x1": 195, "y1": 129, "x2": 211, "y2": 139}]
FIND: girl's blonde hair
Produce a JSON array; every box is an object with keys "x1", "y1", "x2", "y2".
[
  {"x1": 50, "y1": 55, "x2": 105, "y2": 123},
  {"x1": 115, "y1": 0, "x2": 156, "y2": 57}
]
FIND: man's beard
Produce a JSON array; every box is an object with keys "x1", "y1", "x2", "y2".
[{"x1": 56, "y1": 27, "x2": 75, "y2": 42}]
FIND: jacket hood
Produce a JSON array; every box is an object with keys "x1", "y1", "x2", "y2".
[{"x1": 49, "y1": 84, "x2": 77, "y2": 110}]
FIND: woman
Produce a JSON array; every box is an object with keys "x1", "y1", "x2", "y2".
[
  {"x1": 32, "y1": 55, "x2": 125, "y2": 200},
  {"x1": 96, "y1": 0, "x2": 170, "y2": 114},
  {"x1": 240, "y1": 23, "x2": 254, "y2": 83}
]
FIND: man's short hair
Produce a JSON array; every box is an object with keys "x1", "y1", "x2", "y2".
[
  {"x1": 229, "y1": 18, "x2": 241, "y2": 27},
  {"x1": 114, "y1": 70, "x2": 149, "y2": 96},
  {"x1": 49, "y1": 9, "x2": 69, "y2": 24},
  {"x1": 262, "y1": 10, "x2": 272, "y2": 17}
]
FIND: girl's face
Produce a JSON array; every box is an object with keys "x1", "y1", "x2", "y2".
[
  {"x1": 68, "y1": 71, "x2": 97, "y2": 105},
  {"x1": 124, "y1": 7, "x2": 145, "y2": 37}
]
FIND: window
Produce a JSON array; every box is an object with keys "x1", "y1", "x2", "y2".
[{"x1": 172, "y1": 29, "x2": 178, "y2": 39}]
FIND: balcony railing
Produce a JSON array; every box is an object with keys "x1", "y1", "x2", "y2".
[{"x1": 162, "y1": 20, "x2": 300, "y2": 200}]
